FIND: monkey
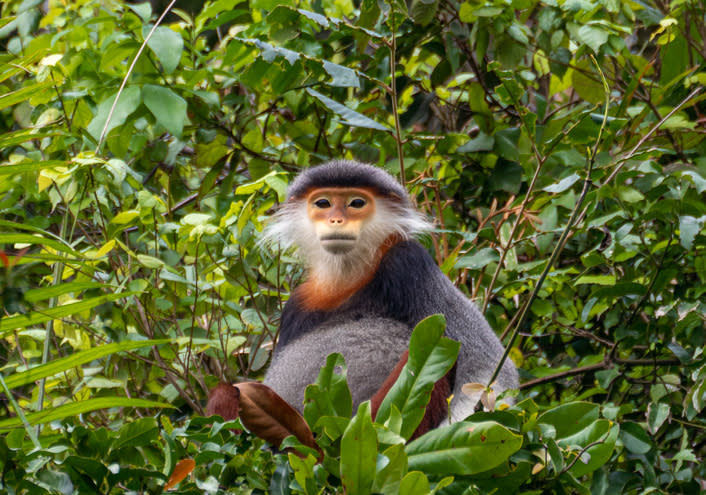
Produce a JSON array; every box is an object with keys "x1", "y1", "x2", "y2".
[{"x1": 208, "y1": 160, "x2": 518, "y2": 431}]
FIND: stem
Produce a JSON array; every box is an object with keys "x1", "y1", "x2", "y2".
[
  {"x1": 485, "y1": 56, "x2": 610, "y2": 391},
  {"x1": 0, "y1": 374, "x2": 41, "y2": 450},
  {"x1": 388, "y1": 15, "x2": 405, "y2": 184},
  {"x1": 37, "y1": 189, "x2": 70, "y2": 425},
  {"x1": 95, "y1": 0, "x2": 177, "y2": 153},
  {"x1": 604, "y1": 85, "x2": 704, "y2": 184}
]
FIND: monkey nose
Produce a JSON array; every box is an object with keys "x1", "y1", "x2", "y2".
[{"x1": 329, "y1": 217, "x2": 344, "y2": 224}]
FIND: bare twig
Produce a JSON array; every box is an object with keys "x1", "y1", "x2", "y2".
[{"x1": 95, "y1": 0, "x2": 177, "y2": 152}]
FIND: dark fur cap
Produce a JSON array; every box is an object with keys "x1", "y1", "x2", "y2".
[{"x1": 287, "y1": 160, "x2": 410, "y2": 205}]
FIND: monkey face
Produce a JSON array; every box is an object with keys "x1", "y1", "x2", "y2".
[{"x1": 306, "y1": 188, "x2": 376, "y2": 255}]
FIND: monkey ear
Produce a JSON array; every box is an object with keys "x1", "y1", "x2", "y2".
[{"x1": 236, "y1": 382, "x2": 320, "y2": 458}]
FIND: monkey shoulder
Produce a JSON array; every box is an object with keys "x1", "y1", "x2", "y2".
[{"x1": 361, "y1": 240, "x2": 465, "y2": 326}]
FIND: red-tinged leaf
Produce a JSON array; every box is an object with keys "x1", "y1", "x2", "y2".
[
  {"x1": 236, "y1": 382, "x2": 320, "y2": 455},
  {"x1": 0, "y1": 251, "x2": 8, "y2": 268},
  {"x1": 164, "y1": 458, "x2": 195, "y2": 490}
]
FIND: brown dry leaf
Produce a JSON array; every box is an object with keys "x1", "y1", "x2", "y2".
[
  {"x1": 236, "y1": 382, "x2": 320, "y2": 456},
  {"x1": 164, "y1": 458, "x2": 195, "y2": 490}
]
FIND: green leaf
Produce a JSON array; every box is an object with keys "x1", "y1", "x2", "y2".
[
  {"x1": 455, "y1": 248, "x2": 499, "y2": 270},
  {"x1": 86, "y1": 86, "x2": 142, "y2": 141},
  {"x1": 110, "y1": 210, "x2": 139, "y2": 225},
  {"x1": 398, "y1": 471, "x2": 430, "y2": 494},
  {"x1": 619, "y1": 421, "x2": 652, "y2": 454},
  {"x1": 647, "y1": 402, "x2": 670, "y2": 434},
  {"x1": 114, "y1": 417, "x2": 160, "y2": 449},
  {"x1": 538, "y1": 401, "x2": 599, "y2": 439},
  {"x1": 23, "y1": 281, "x2": 106, "y2": 304},
  {"x1": 304, "y1": 353, "x2": 353, "y2": 427},
  {"x1": 340, "y1": 402, "x2": 377, "y2": 495},
  {"x1": 577, "y1": 25, "x2": 609, "y2": 52},
  {"x1": 411, "y1": 0, "x2": 438, "y2": 26},
  {"x1": 679, "y1": 215, "x2": 705, "y2": 250},
  {"x1": 5, "y1": 339, "x2": 169, "y2": 389},
  {"x1": 375, "y1": 315, "x2": 459, "y2": 439},
  {"x1": 306, "y1": 88, "x2": 391, "y2": 132},
  {"x1": 571, "y1": 60, "x2": 604, "y2": 104},
  {"x1": 145, "y1": 26, "x2": 183, "y2": 74},
  {"x1": 0, "y1": 398, "x2": 173, "y2": 430},
  {"x1": 0, "y1": 81, "x2": 53, "y2": 111},
  {"x1": 575, "y1": 274, "x2": 615, "y2": 285},
  {"x1": 0, "y1": 232, "x2": 79, "y2": 256},
  {"x1": 561, "y1": 421, "x2": 619, "y2": 477},
  {"x1": 142, "y1": 84, "x2": 188, "y2": 139},
  {"x1": 660, "y1": 34, "x2": 689, "y2": 86},
  {"x1": 359, "y1": 0, "x2": 380, "y2": 28},
  {"x1": 87, "y1": 86, "x2": 142, "y2": 141},
  {"x1": 0, "y1": 129, "x2": 62, "y2": 150},
  {"x1": 406, "y1": 421, "x2": 523, "y2": 475},
  {"x1": 457, "y1": 133, "x2": 494, "y2": 153},
  {"x1": 0, "y1": 160, "x2": 69, "y2": 176},
  {"x1": 0, "y1": 292, "x2": 140, "y2": 336},
  {"x1": 372, "y1": 444, "x2": 408, "y2": 495},
  {"x1": 322, "y1": 60, "x2": 361, "y2": 88},
  {"x1": 544, "y1": 173, "x2": 580, "y2": 193}
]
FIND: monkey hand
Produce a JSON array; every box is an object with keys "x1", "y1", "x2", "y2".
[{"x1": 207, "y1": 382, "x2": 320, "y2": 457}]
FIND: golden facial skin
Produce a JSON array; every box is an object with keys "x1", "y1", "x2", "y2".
[{"x1": 306, "y1": 187, "x2": 376, "y2": 254}]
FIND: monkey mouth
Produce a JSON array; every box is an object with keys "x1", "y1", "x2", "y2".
[{"x1": 320, "y1": 234, "x2": 357, "y2": 254}]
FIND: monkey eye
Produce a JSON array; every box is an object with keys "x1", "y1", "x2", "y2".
[
  {"x1": 348, "y1": 198, "x2": 366, "y2": 209},
  {"x1": 313, "y1": 198, "x2": 331, "y2": 208}
]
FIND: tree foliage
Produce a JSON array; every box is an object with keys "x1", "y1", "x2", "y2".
[{"x1": 0, "y1": 0, "x2": 705, "y2": 492}]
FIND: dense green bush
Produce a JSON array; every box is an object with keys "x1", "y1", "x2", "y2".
[{"x1": 1, "y1": 0, "x2": 705, "y2": 492}]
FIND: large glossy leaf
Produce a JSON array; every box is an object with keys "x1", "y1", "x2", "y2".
[
  {"x1": 340, "y1": 401, "x2": 377, "y2": 495},
  {"x1": 559, "y1": 420, "x2": 619, "y2": 477},
  {"x1": 537, "y1": 401, "x2": 600, "y2": 439},
  {"x1": 375, "y1": 314, "x2": 459, "y2": 439},
  {"x1": 406, "y1": 421, "x2": 523, "y2": 475}
]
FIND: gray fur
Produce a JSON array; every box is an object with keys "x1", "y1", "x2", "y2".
[
  {"x1": 422, "y1": 274, "x2": 519, "y2": 421},
  {"x1": 264, "y1": 317, "x2": 410, "y2": 409}
]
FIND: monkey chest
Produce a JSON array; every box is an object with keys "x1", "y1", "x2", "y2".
[{"x1": 263, "y1": 317, "x2": 411, "y2": 412}]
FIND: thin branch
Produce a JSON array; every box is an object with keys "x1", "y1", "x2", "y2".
[
  {"x1": 95, "y1": 0, "x2": 177, "y2": 152},
  {"x1": 388, "y1": 16, "x2": 405, "y2": 183},
  {"x1": 485, "y1": 56, "x2": 610, "y2": 392},
  {"x1": 604, "y1": 85, "x2": 704, "y2": 184}
]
